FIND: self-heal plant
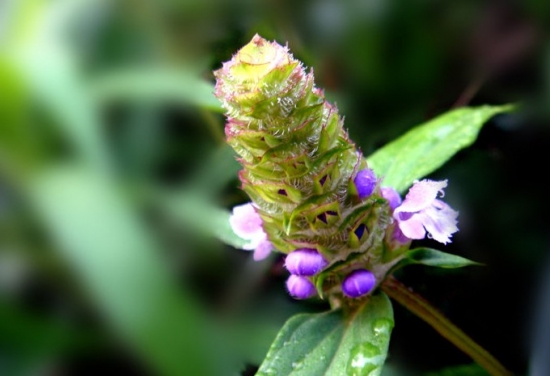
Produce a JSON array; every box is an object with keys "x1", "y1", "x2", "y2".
[{"x1": 215, "y1": 35, "x2": 513, "y2": 375}]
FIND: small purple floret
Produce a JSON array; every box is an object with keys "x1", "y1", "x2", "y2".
[
  {"x1": 285, "y1": 248, "x2": 328, "y2": 276},
  {"x1": 381, "y1": 187, "x2": 402, "y2": 210},
  {"x1": 354, "y1": 169, "x2": 377, "y2": 199},
  {"x1": 342, "y1": 269, "x2": 376, "y2": 298},
  {"x1": 286, "y1": 275, "x2": 316, "y2": 299}
]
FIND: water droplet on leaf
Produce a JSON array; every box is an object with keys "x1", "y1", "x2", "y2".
[
  {"x1": 346, "y1": 343, "x2": 381, "y2": 375},
  {"x1": 373, "y1": 318, "x2": 393, "y2": 337}
]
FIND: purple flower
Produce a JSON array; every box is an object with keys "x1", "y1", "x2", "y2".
[
  {"x1": 285, "y1": 248, "x2": 328, "y2": 276},
  {"x1": 342, "y1": 269, "x2": 376, "y2": 298},
  {"x1": 286, "y1": 275, "x2": 316, "y2": 299},
  {"x1": 354, "y1": 169, "x2": 377, "y2": 199},
  {"x1": 392, "y1": 225, "x2": 411, "y2": 244},
  {"x1": 393, "y1": 180, "x2": 459, "y2": 244},
  {"x1": 381, "y1": 186, "x2": 402, "y2": 210},
  {"x1": 229, "y1": 202, "x2": 274, "y2": 260}
]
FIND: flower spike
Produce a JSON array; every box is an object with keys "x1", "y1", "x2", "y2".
[{"x1": 217, "y1": 35, "x2": 459, "y2": 300}]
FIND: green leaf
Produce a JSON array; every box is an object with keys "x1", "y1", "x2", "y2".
[
  {"x1": 151, "y1": 144, "x2": 246, "y2": 251},
  {"x1": 396, "y1": 248, "x2": 481, "y2": 270},
  {"x1": 185, "y1": 144, "x2": 241, "y2": 198},
  {"x1": 154, "y1": 189, "x2": 248, "y2": 249},
  {"x1": 28, "y1": 166, "x2": 220, "y2": 376},
  {"x1": 90, "y1": 68, "x2": 223, "y2": 112},
  {"x1": 257, "y1": 293, "x2": 394, "y2": 376},
  {"x1": 366, "y1": 105, "x2": 514, "y2": 193},
  {"x1": 4, "y1": 0, "x2": 112, "y2": 174}
]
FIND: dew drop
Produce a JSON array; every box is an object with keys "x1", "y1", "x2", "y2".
[
  {"x1": 346, "y1": 343, "x2": 382, "y2": 376},
  {"x1": 372, "y1": 318, "x2": 393, "y2": 337}
]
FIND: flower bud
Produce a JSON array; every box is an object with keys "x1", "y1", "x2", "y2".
[
  {"x1": 342, "y1": 269, "x2": 376, "y2": 298},
  {"x1": 381, "y1": 187, "x2": 402, "y2": 210},
  {"x1": 285, "y1": 248, "x2": 328, "y2": 276},
  {"x1": 354, "y1": 169, "x2": 377, "y2": 199},
  {"x1": 286, "y1": 275, "x2": 316, "y2": 299}
]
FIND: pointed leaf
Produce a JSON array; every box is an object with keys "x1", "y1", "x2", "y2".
[
  {"x1": 396, "y1": 248, "x2": 481, "y2": 270},
  {"x1": 257, "y1": 293, "x2": 394, "y2": 376},
  {"x1": 367, "y1": 105, "x2": 514, "y2": 193},
  {"x1": 29, "y1": 167, "x2": 218, "y2": 376},
  {"x1": 155, "y1": 191, "x2": 249, "y2": 249},
  {"x1": 90, "y1": 68, "x2": 223, "y2": 112}
]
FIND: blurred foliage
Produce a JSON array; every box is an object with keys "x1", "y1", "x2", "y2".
[{"x1": 1, "y1": 0, "x2": 550, "y2": 375}]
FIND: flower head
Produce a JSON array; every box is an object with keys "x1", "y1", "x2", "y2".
[
  {"x1": 229, "y1": 202, "x2": 273, "y2": 260},
  {"x1": 342, "y1": 269, "x2": 376, "y2": 298},
  {"x1": 393, "y1": 180, "x2": 459, "y2": 244}
]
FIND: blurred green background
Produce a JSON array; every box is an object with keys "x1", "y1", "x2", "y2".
[{"x1": 1, "y1": 0, "x2": 550, "y2": 375}]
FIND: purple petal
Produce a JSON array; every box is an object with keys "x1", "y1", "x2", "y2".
[
  {"x1": 421, "y1": 200, "x2": 459, "y2": 244},
  {"x1": 229, "y1": 202, "x2": 264, "y2": 240},
  {"x1": 393, "y1": 180, "x2": 460, "y2": 244},
  {"x1": 354, "y1": 169, "x2": 377, "y2": 199},
  {"x1": 230, "y1": 202, "x2": 277, "y2": 258},
  {"x1": 253, "y1": 239, "x2": 274, "y2": 261},
  {"x1": 285, "y1": 248, "x2": 328, "y2": 276},
  {"x1": 392, "y1": 226, "x2": 411, "y2": 244},
  {"x1": 286, "y1": 275, "x2": 316, "y2": 299},
  {"x1": 342, "y1": 269, "x2": 376, "y2": 298},
  {"x1": 396, "y1": 213, "x2": 427, "y2": 240},
  {"x1": 395, "y1": 180, "x2": 447, "y2": 214},
  {"x1": 381, "y1": 187, "x2": 402, "y2": 210}
]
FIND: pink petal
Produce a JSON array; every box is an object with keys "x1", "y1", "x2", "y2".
[
  {"x1": 395, "y1": 180, "x2": 448, "y2": 214},
  {"x1": 392, "y1": 226, "x2": 411, "y2": 244},
  {"x1": 422, "y1": 201, "x2": 459, "y2": 244},
  {"x1": 397, "y1": 213, "x2": 427, "y2": 240},
  {"x1": 229, "y1": 203, "x2": 264, "y2": 240},
  {"x1": 253, "y1": 239, "x2": 273, "y2": 261},
  {"x1": 241, "y1": 232, "x2": 264, "y2": 250},
  {"x1": 381, "y1": 187, "x2": 402, "y2": 210}
]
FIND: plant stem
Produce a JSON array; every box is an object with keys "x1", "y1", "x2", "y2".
[{"x1": 381, "y1": 276, "x2": 512, "y2": 376}]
